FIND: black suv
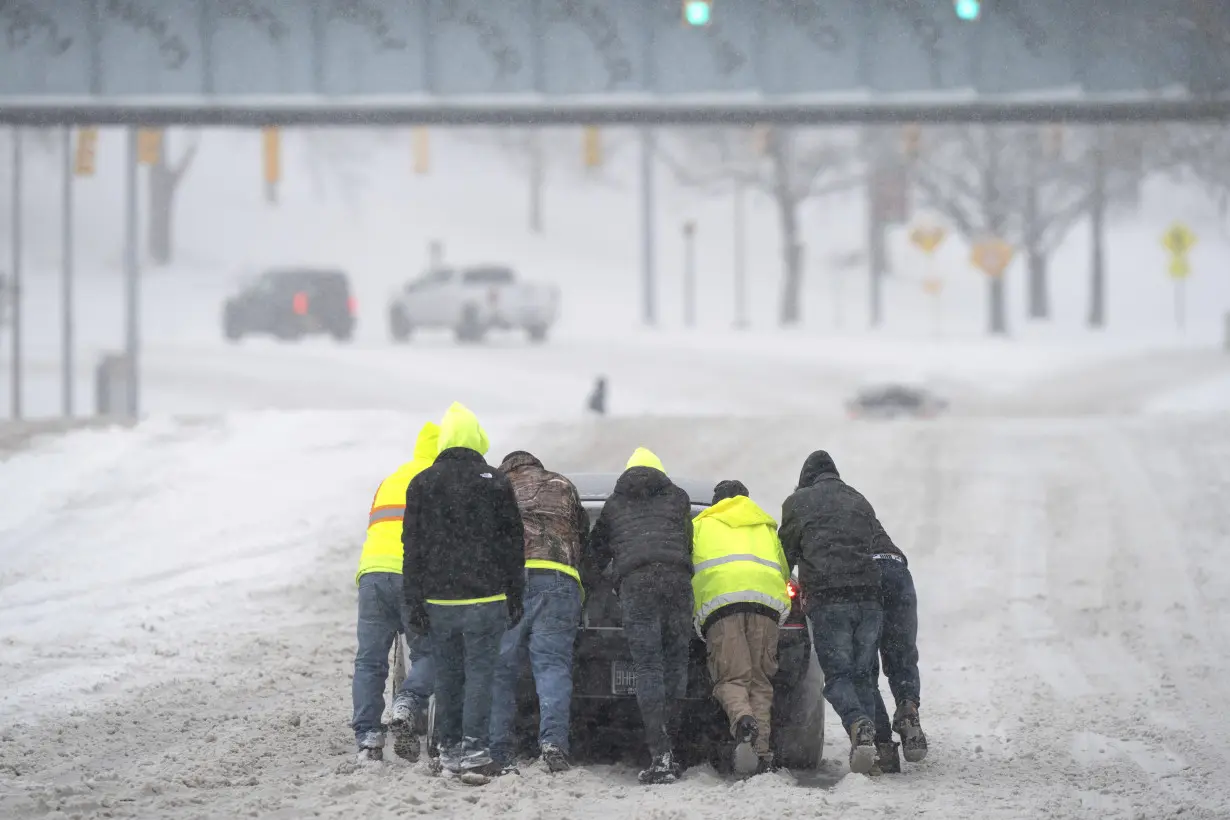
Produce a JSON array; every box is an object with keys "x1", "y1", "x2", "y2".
[
  {"x1": 223, "y1": 268, "x2": 356, "y2": 342},
  {"x1": 488, "y1": 473, "x2": 826, "y2": 772}
]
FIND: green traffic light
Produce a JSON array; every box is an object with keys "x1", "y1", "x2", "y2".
[
  {"x1": 684, "y1": 1, "x2": 711, "y2": 26},
  {"x1": 954, "y1": 0, "x2": 980, "y2": 21}
]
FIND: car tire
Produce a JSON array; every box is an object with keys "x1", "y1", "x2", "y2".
[
  {"x1": 330, "y1": 325, "x2": 353, "y2": 343},
  {"x1": 778, "y1": 626, "x2": 826, "y2": 770},
  {"x1": 455, "y1": 305, "x2": 486, "y2": 344},
  {"x1": 390, "y1": 306, "x2": 412, "y2": 343},
  {"x1": 223, "y1": 308, "x2": 244, "y2": 342},
  {"x1": 526, "y1": 324, "x2": 548, "y2": 344}
]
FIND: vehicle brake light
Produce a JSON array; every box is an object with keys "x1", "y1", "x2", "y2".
[
  {"x1": 292, "y1": 291, "x2": 308, "y2": 315},
  {"x1": 347, "y1": 296, "x2": 357, "y2": 315},
  {"x1": 787, "y1": 579, "x2": 798, "y2": 599}
]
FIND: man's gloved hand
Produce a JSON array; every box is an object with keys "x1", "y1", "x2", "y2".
[
  {"x1": 406, "y1": 602, "x2": 430, "y2": 636},
  {"x1": 507, "y1": 596, "x2": 524, "y2": 625}
]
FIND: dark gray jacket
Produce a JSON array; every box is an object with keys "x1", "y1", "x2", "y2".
[{"x1": 778, "y1": 451, "x2": 881, "y2": 604}]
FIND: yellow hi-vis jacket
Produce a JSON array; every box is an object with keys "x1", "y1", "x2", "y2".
[
  {"x1": 690, "y1": 495, "x2": 791, "y2": 636},
  {"x1": 355, "y1": 422, "x2": 440, "y2": 584}
]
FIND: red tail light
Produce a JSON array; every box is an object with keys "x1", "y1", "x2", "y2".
[
  {"x1": 347, "y1": 296, "x2": 357, "y2": 315},
  {"x1": 787, "y1": 579, "x2": 798, "y2": 599},
  {"x1": 292, "y1": 291, "x2": 308, "y2": 315}
]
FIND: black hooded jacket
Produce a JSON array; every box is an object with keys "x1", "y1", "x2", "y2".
[
  {"x1": 585, "y1": 467, "x2": 694, "y2": 587},
  {"x1": 778, "y1": 451, "x2": 881, "y2": 604}
]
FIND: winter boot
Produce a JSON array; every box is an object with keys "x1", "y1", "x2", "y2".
[
  {"x1": 893, "y1": 701, "x2": 929, "y2": 763},
  {"x1": 848, "y1": 718, "x2": 877, "y2": 775},
  {"x1": 732, "y1": 716, "x2": 760, "y2": 775},
  {"x1": 754, "y1": 756, "x2": 777, "y2": 776},
  {"x1": 458, "y1": 738, "x2": 494, "y2": 773},
  {"x1": 356, "y1": 730, "x2": 385, "y2": 763},
  {"x1": 541, "y1": 743, "x2": 571, "y2": 773},
  {"x1": 638, "y1": 751, "x2": 679, "y2": 784},
  {"x1": 437, "y1": 742, "x2": 464, "y2": 774},
  {"x1": 876, "y1": 741, "x2": 902, "y2": 774},
  {"x1": 390, "y1": 695, "x2": 421, "y2": 762},
  {"x1": 734, "y1": 715, "x2": 759, "y2": 746}
]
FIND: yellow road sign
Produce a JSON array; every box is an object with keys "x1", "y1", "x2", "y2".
[
  {"x1": 74, "y1": 127, "x2": 98, "y2": 177},
  {"x1": 1162, "y1": 223, "x2": 1197, "y2": 256},
  {"x1": 971, "y1": 237, "x2": 1015, "y2": 278},
  {"x1": 262, "y1": 127, "x2": 280, "y2": 184},
  {"x1": 1169, "y1": 256, "x2": 1191, "y2": 280},
  {"x1": 412, "y1": 127, "x2": 430, "y2": 174},
  {"x1": 910, "y1": 224, "x2": 947, "y2": 255},
  {"x1": 137, "y1": 128, "x2": 162, "y2": 165}
]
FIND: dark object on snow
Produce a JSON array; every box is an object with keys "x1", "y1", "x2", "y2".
[
  {"x1": 845, "y1": 384, "x2": 947, "y2": 420},
  {"x1": 587, "y1": 376, "x2": 607, "y2": 415},
  {"x1": 711, "y1": 479, "x2": 749, "y2": 504},
  {"x1": 221, "y1": 267, "x2": 356, "y2": 343}
]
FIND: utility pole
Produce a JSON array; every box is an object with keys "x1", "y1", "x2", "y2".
[
  {"x1": 10, "y1": 126, "x2": 23, "y2": 420},
  {"x1": 683, "y1": 220, "x2": 697, "y2": 328},
  {"x1": 733, "y1": 180, "x2": 748, "y2": 329},
  {"x1": 640, "y1": 128, "x2": 657, "y2": 327},
  {"x1": 528, "y1": 129, "x2": 543, "y2": 234},
  {"x1": 124, "y1": 127, "x2": 140, "y2": 418},
  {"x1": 62, "y1": 126, "x2": 75, "y2": 417}
]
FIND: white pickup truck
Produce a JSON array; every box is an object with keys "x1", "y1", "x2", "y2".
[{"x1": 388, "y1": 265, "x2": 560, "y2": 344}]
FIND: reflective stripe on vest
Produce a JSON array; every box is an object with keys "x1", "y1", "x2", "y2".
[
  {"x1": 693, "y1": 553, "x2": 784, "y2": 574},
  {"x1": 368, "y1": 504, "x2": 405, "y2": 528},
  {"x1": 425, "y1": 593, "x2": 508, "y2": 605}
]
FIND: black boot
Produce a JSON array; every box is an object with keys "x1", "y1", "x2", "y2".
[
  {"x1": 638, "y1": 750, "x2": 679, "y2": 784},
  {"x1": 893, "y1": 701, "x2": 929, "y2": 763},
  {"x1": 875, "y1": 741, "x2": 902, "y2": 774},
  {"x1": 848, "y1": 718, "x2": 877, "y2": 775},
  {"x1": 735, "y1": 715, "x2": 759, "y2": 747}
]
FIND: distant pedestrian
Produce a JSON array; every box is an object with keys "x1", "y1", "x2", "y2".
[
  {"x1": 402, "y1": 402, "x2": 525, "y2": 775},
  {"x1": 587, "y1": 376, "x2": 607, "y2": 416}
]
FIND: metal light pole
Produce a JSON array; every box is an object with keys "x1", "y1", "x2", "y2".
[
  {"x1": 124, "y1": 127, "x2": 140, "y2": 418},
  {"x1": 640, "y1": 128, "x2": 657, "y2": 327},
  {"x1": 733, "y1": 180, "x2": 748, "y2": 329},
  {"x1": 10, "y1": 126, "x2": 23, "y2": 420},
  {"x1": 61, "y1": 126, "x2": 75, "y2": 417},
  {"x1": 683, "y1": 220, "x2": 697, "y2": 328}
]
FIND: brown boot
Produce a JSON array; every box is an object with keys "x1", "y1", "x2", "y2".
[
  {"x1": 893, "y1": 701, "x2": 928, "y2": 763},
  {"x1": 876, "y1": 741, "x2": 901, "y2": 773},
  {"x1": 848, "y1": 718, "x2": 877, "y2": 774}
]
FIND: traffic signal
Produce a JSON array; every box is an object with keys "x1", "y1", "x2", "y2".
[
  {"x1": 1042, "y1": 124, "x2": 1064, "y2": 159},
  {"x1": 137, "y1": 128, "x2": 162, "y2": 165},
  {"x1": 262, "y1": 126, "x2": 280, "y2": 203},
  {"x1": 412, "y1": 127, "x2": 430, "y2": 174},
  {"x1": 900, "y1": 123, "x2": 922, "y2": 159},
  {"x1": 954, "y1": 0, "x2": 980, "y2": 21},
  {"x1": 583, "y1": 126, "x2": 602, "y2": 168},
  {"x1": 682, "y1": 0, "x2": 712, "y2": 26},
  {"x1": 74, "y1": 127, "x2": 98, "y2": 177}
]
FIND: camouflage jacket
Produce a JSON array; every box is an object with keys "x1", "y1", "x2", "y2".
[{"x1": 499, "y1": 452, "x2": 589, "y2": 571}]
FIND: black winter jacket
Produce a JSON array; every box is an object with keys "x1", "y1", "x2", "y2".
[
  {"x1": 779, "y1": 451, "x2": 881, "y2": 604},
  {"x1": 871, "y1": 518, "x2": 908, "y2": 566},
  {"x1": 585, "y1": 467, "x2": 693, "y2": 588},
  {"x1": 402, "y1": 447, "x2": 525, "y2": 614}
]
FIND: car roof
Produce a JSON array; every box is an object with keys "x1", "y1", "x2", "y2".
[{"x1": 567, "y1": 472, "x2": 714, "y2": 506}]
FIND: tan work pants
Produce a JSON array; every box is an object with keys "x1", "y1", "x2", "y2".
[{"x1": 705, "y1": 611, "x2": 779, "y2": 757}]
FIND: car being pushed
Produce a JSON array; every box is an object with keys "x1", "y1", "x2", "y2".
[
  {"x1": 484, "y1": 473, "x2": 826, "y2": 773},
  {"x1": 223, "y1": 268, "x2": 356, "y2": 343}
]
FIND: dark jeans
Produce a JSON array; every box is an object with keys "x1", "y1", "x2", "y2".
[
  {"x1": 809, "y1": 599, "x2": 883, "y2": 735},
  {"x1": 872, "y1": 558, "x2": 921, "y2": 743},
  {"x1": 352, "y1": 572, "x2": 435, "y2": 740},
  {"x1": 427, "y1": 599, "x2": 509, "y2": 749},
  {"x1": 489, "y1": 570, "x2": 583, "y2": 764},
  {"x1": 620, "y1": 566, "x2": 694, "y2": 756}
]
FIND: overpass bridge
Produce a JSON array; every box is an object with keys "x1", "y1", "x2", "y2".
[{"x1": 0, "y1": 0, "x2": 1228, "y2": 125}]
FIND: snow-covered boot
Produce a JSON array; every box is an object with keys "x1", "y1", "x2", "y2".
[
  {"x1": 638, "y1": 751, "x2": 679, "y2": 784},
  {"x1": 876, "y1": 741, "x2": 902, "y2": 774},
  {"x1": 458, "y1": 738, "x2": 494, "y2": 773},
  {"x1": 848, "y1": 718, "x2": 877, "y2": 775},
  {"x1": 356, "y1": 730, "x2": 385, "y2": 763},
  {"x1": 390, "y1": 695, "x2": 421, "y2": 762},
  {"x1": 541, "y1": 743, "x2": 571, "y2": 773},
  {"x1": 893, "y1": 701, "x2": 928, "y2": 763},
  {"x1": 733, "y1": 716, "x2": 760, "y2": 775}
]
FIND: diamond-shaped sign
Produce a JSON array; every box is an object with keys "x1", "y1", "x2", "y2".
[
  {"x1": 1162, "y1": 223, "x2": 1196, "y2": 257},
  {"x1": 1168, "y1": 256, "x2": 1191, "y2": 280},
  {"x1": 971, "y1": 238, "x2": 1015, "y2": 278},
  {"x1": 910, "y1": 224, "x2": 947, "y2": 255}
]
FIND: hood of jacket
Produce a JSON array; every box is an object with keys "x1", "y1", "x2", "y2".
[
  {"x1": 437, "y1": 402, "x2": 490, "y2": 455},
  {"x1": 413, "y1": 422, "x2": 441, "y2": 462},
  {"x1": 613, "y1": 464, "x2": 675, "y2": 499},
  {"x1": 625, "y1": 447, "x2": 665, "y2": 473},
  {"x1": 499, "y1": 450, "x2": 543, "y2": 475},
  {"x1": 694, "y1": 495, "x2": 777, "y2": 529},
  {"x1": 798, "y1": 450, "x2": 839, "y2": 488}
]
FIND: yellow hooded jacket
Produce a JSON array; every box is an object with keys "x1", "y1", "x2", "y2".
[
  {"x1": 355, "y1": 422, "x2": 440, "y2": 583},
  {"x1": 690, "y1": 495, "x2": 791, "y2": 636},
  {"x1": 625, "y1": 446, "x2": 665, "y2": 473}
]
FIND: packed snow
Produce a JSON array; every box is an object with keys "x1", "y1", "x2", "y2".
[{"x1": 2, "y1": 125, "x2": 1230, "y2": 818}]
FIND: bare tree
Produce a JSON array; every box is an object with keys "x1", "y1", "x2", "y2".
[
  {"x1": 148, "y1": 129, "x2": 201, "y2": 267},
  {"x1": 657, "y1": 127, "x2": 862, "y2": 327}
]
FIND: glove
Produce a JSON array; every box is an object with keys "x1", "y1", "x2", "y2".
[
  {"x1": 406, "y1": 602, "x2": 430, "y2": 636},
  {"x1": 507, "y1": 596, "x2": 524, "y2": 626}
]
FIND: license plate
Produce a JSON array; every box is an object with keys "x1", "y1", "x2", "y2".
[{"x1": 611, "y1": 660, "x2": 637, "y2": 695}]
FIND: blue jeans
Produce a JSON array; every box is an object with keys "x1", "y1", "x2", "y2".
[
  {"x1": 489, "y1": 570, "x2": 583, "y2": 764},
  {"x1": 352, "y1": 572, "x2": 434, "y2": 740},
  {"x1": 428, "y1": 598, "x2": 509, "y2": 749},
  {"x1": 809, "y1": 600, "x2": 884, "y2": 734},
  {"x1": 872, "y1": 558, "x2": 921, "y2": 743}
]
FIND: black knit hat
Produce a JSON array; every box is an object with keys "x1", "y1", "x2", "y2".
[{"x1": 712, "y1": 479, "x2": 750, "y2": 504}]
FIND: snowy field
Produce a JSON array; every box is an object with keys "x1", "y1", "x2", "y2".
[{"x1": 3, "y1": 127, "x2": 1230, "y2": 818}]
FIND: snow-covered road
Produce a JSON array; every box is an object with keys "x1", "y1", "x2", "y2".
[{"x1": 2, "y1": 409, "x2": 1229, "y2": 819}]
